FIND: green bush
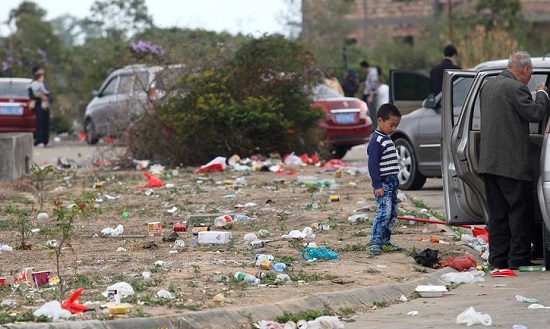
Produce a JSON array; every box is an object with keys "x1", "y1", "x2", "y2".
[{"x1": 128, "y1": 36, "x2": 325, "y2": 166}]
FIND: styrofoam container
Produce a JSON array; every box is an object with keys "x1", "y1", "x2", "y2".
[
  {"x1": 415, "y1": 285, "x2": 447, "y2": 297},
  {"x1": 198, "y1": 231, "x2": 233, "y2": 244}
]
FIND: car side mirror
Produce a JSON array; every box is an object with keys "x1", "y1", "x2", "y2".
[
  {"x1": 92, "y1": 90, "x2": 100, "y2": 97},
  {"x1": 423, "y1": 94, "x2": 437, "y2": 109}
]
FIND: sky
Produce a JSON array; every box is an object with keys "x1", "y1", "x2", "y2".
[{"x1": 0, "y1": 0, "x2": 299, "y2": 37}]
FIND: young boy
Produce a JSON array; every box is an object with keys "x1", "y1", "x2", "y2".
[{"x1": 366, "y1": 103, "x2": 402, "y2": 255}]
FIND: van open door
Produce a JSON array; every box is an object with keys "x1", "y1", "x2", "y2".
[{"x1": 389, "y1": 69, "x2": 430, "y2": 115}]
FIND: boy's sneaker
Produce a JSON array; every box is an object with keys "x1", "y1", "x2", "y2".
[
  {"x1": 368, "y1": 242, "x2": 382, "y2": 255},
  {"x1": 381, "y1": 242, "x2": 404, "y2": 252}
]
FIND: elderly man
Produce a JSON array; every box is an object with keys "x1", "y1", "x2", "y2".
[{"x1": 479, "y1": 51, "x2": 550, "y2": 270}]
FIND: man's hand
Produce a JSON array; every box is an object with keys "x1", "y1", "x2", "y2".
[{"x1": 536, "y1": 84, "x2": 548, "y2": 92}]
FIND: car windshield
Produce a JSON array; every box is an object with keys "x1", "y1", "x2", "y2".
[
  {"x1": 0, "y1": 81, "x2": 29, "y2": 98},
  {"x1": 313, "y1": 84, "x2": 342, "y2": 100}
]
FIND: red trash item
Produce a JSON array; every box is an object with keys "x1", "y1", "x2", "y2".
[
  {"x1": 77, "y1": 132, "x2": 86, "y2": 141},
  {"x1": 196, "y1": 163, "x2": 224, "y2": 173},
  {"x1": 490, "y1": 269, "x2": 517, "y2": 277},
  {"x1": 472, "y1": 227, "x2": 489, "y2": 243},
  {"x1": 138, "y1": 172, "x2": 164, "y2": 188},
  {"x1": 323, "y1": 159, "x2": 347, "y2": 170},
  {"x1": 62, "y1": 287, "x2": 89, "y2": 313},
  {"x1": 446, "y1": 254, "x2": 477, "y2": 272}
]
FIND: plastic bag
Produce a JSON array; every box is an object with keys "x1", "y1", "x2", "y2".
[
  {"x1": 138, "y1": 172, "x2": 164, "y2": 188},
  {"x1": 446, "y1": 254, "x2": 477, "y2": 271},
  {"x1": 456, "y1": 306, "x2": 492, "y2": 326},
  {"x1": 413, "y1": 248, "x2": 440, "y2": 268},
  {"x1": 301, "y1": 246, "x2": 338, "y2": 261},
  {"x1": 441, "y1": 270, "x2": 485, "y2": 284},
  {"x1": 33, "y1": 300, "x2": 72, "y2": 321},
  {"x1": 284, "y1": 153, "x2": 302, "y2": 166},
  {"x1": 102, "y1": 281, "x2": 135, "y2": 298},
  {"x1": 196, "y1": 156, "x2": 226, "y2": 173}
]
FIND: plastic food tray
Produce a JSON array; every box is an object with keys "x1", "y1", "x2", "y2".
[{"x1": 415, "y1": 285, "x2": 447, "y2": 297}]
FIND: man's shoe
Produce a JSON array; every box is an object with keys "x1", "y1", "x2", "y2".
[{"x1": 381, "y1": 242, "x2": 404, "y2": 252}]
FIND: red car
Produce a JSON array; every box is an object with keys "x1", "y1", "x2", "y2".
[
  {"x1": 312, "y1": 84, "x2": 372, "y2": 158},
  {"x1": 0, "y1": 78, "x2": 35, "y2": 133}
]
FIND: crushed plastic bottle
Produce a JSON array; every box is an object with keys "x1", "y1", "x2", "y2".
[{"x1": 234, "y1": 271, "x2": 260, "y2": 284}]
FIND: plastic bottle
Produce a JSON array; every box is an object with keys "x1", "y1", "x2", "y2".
[
  {"x1": 250, "y1": 240, "x2": 268, "y2": 248},
  {"x1": 260, "y1": 260, "x2": 287, "y2": 272},
  {"x1": 245, "y1": 270, "x2": 266, "y2": 279},
  {"x1": 255, "y1": 254, "x2": 275, "y2": 266},
  {"x1": 518, "y1": 265, "x2": 546, "y2": 272},
  {"x1": 234, "y1": 271, "x2": 260, "y2": 284}
]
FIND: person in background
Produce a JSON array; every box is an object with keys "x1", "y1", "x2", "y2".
[
  {"x1": 323, "y1": 71, "x2": 344, "y2": 96},
  {"x1": 478, "y1": 51, "x2": 549, "y2": 270},
  {"x1": 342, "y1": 69, "x2": 360, "y2": 97},
  {"x1": 29, "y1": 66, "x2": 51, "y2": 147},
  {"x1": 360, "y1": 60, "x2": 379, "y2": 129},
  {"x1": 367, "y1": 103, "x2": 403, "y2": 255},
  {"x1": 429, "y1": 44, "x2": 460, "y2": 96},
  {"x1": 376, "y1": 66, "x2": 389, "y2": 109}
]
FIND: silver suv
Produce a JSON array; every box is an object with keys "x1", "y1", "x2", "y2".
[
  {"x1": 83, "y1": 64, "x2": 183, "y2": 144},
  {"x1": 441, "y1": 58, "x2": 550, "y2": 265}
]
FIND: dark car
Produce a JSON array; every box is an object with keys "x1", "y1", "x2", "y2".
[
  {"x1": 0, "y1": 78, "x2": 35, "y2": 133},
  {"x1": 312, "y1": 84, "x2": 372, "y2": 158}
]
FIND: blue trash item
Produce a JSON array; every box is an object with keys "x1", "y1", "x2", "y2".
[{"x1": 301, "y1": 246, "x2": 339, "y2": 261}]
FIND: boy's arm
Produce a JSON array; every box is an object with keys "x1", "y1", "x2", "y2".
[{"x1": 367, "y1": 140, "x2": 383, "y2": 189}]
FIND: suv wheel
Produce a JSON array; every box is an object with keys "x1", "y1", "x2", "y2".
[
  {"x1": 84, "y1": 119, "x2": 99, "y2": 145},
  {"x1": 394, "y1": 138, "x2": 426, "y2": 190}
]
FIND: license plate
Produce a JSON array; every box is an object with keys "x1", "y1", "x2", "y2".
[
  {"x1": 0, "y1": 106, "x2": 23, "y2": 116},
  {"x1": 334, "y1": 113, "x2": 355, "y2": 124}
]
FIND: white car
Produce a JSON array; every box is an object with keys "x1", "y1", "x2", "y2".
[{"x1": 83, "y1": 64, "x2": 183, "y2": 144}]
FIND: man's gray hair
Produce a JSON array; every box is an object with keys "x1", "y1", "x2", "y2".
[{"x1": 508, "y1": 51, "x2": 532, "y2": 68}]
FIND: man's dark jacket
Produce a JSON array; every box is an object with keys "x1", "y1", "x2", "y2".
[{"x1": 429, "y1": 59, "x2": 460, "y2": 95}]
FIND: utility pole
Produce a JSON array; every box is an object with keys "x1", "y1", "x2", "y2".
[{"x1": 448, "y1": 0, "x2": 453, "y2": 42}]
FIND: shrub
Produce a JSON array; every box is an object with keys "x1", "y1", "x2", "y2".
[{"x1": 128, "y1": 36, "x2": 325, "y2": 165}]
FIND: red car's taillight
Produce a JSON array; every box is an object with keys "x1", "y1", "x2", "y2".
[{"x1": 148, "y1": 84, "x2": 157, "y2": 101}]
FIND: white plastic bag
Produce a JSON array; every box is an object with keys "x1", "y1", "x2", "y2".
[
  {"x1": 33, "y1": 300, "x2": 72, "y2": 321},
  {"x1": 456, "y1": 306, "x2": 492, "y2": 326},
  {"x1": 284, "y1": 153, "x2": 302, "y2": 166},
  {"x1": 101, "y1": 224, "x2": 124, "y2": 236},
  {"x1": 441, "y1": 270, "x2": 485, "y2": 284},
  {"x1": 102, "y1": 281, "x2": 135, "y2": 298}
]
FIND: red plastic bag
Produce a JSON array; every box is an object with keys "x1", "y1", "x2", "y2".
[
  {"x1": 138, "y1": 172, "x2": 164, "y2": 188},
  {"x1": 62, "y1": 287, "x2": 89, "y2": 313},
  {"x1": 446, "y1": 254, "x2": 477, "y2": 272}
]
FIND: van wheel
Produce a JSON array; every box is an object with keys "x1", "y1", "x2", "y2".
[
  {"x1": 394, "y1": 138, "x2": 426, "y2": 190},
  {"x1": 84, "y1": 119, "x2": 99, "y2": 145}
]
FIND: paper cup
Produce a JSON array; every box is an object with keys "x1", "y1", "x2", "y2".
[{"x1": 32, "y1": 271, "x2": 51, "y2": 287}]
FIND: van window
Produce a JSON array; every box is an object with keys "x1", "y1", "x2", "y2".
[
  {"x1": 119, "y1": 75, "x2": 133, "y2": 94},
  {"x1": 452, "y1": 76, "x2": 475, "y2": 126},
  {"x1": 133, "y1": 72, "x2": 149, "y2": 93},
  {"x1": 101, "y1": 77, "x2": 118, "y2": 96}
]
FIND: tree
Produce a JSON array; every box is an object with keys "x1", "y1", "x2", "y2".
[{"x1": 87, "y1": 0, "x2": 154, "y2": 40}]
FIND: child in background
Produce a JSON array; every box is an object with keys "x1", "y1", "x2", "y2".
[{"x1": 367, "y1": 103, "x2": 403, "y2": 255}]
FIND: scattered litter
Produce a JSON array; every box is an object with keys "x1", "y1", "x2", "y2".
[
  {"x1": 115, "y1": 247, "x2": 127, "y2": 252},
  {"x1": 154, "y1": 260, "x2": 165, "y2": 267},
  {"x1": 244, "y1": 233, "x2": 258, "y2": 242},
  {"x1": 399, "y1": 295, "x2": 408, "y2": 302},
  {"x1": 102, "y1": 282, "x2": 135, "y2": 299},
  {"x1": 33, "y1": 300, "x2": 72, "y2": 321},
  {"x1": 133, "y1": 159, "x2": 150, "y2": 170},
  {"x1": 156, "y1": 289, "x2": 173, "y2": 299},
  {"x1": 301, "y1": 246, "x2": 338, "y2": 261},
  {"x1": 413, "y1": 248, "x2": 440, "y2": 269},
  {"x1": 196, "y1": 156, "x2": 226, "y2": 173},
  {"x1": 348, "y1": 214, "x2": 368, "y2": 224},
  {"x1": 441, "y1": 270, "x2": 485, "y2": 284},
  {"x1": 407, "y1": 311, "x2": 419, "y2": 316},
  {"x1": 446, "y1": 254, "x2": 477, "y2": 272},
  {"x1": 490, "y1": 269, "x2": 516, "y2": 277},
  {"x1": 456, "y1": 306, "x2": 492, "y2": 326},
  {"x1": 415, "y1": 285, "x2": 447, "y2": 298},
  {"x1": 212, "y1": 293, "x2": 225, "y2": 303},
  {"x1": 101, "y1": 224, "x2": 124, "y2": 237},
  {"x1": 528, "y1": 303, "x2": 550, "y2": 309},
  {"x1": 37, "y1": 212, "x2": 49, "y2": 220},
  {"x1": 0, "y1": 243, "x2": 13, "y2": 251},
  {"x1": 138, "y1": 172, "x2": 164, "y2": 188},
  {"x1": 142, "y1": 271, "x2": 151, "y2": 279},
  {"x1": 149, "y1": 164, "x2": 165, "y2": 175},
  {"x1": 516, "y1": 295, "x2": 538, "y2": 303},
  {"x1": 62, "y1": 287, "x2": 89, "y2": 313}
]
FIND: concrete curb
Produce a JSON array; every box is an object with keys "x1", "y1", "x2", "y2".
[{"x1": 3, "y1": 267, "x2": 454, "y2": 329}]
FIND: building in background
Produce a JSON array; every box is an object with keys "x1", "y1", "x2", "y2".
[{"x1": 301, "y1": 0, "x2": 550, "y2": 47}]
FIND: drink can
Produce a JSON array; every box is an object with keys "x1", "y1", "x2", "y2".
[
  {"x1": 45, "y1": 240, "x2": 57, "y2": 249},
  {"x1": 335, "y1": 170, "x2": 342, "y2": 178},
  {"x1": 329, "y1": 195, "x2": 340, "y2": 202},
  {"x1": 260, "y1": 260, "x2": 272, "y2": 270},
  {"x1": 192, "y1": 226, "x2": 210, "y2": 236},
  {"x1": 225, "y1": 179, "x2": 233, "y2": 186},
  {"x1": 173, "y1": 221, "x2": 188, "y2": 232},
  {"x1": 147, "y1": 222, "x2": 163, "y2": 236}
]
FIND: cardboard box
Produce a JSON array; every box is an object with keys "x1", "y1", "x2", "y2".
[{"x1": 198, "y1": 231, "x2": 233, "y2": 244}]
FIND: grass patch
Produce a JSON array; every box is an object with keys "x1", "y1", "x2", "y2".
[
  {"x1": 275, "y1": 309, "x2": 333, "y2": 323},
  {"x1": 289, "y1": 269, "x2": 335, "y2": 282},
  {"x1": 336, "y1": 244, "x2": 367, "y2": 252},
  {"x1": 363, "y1": 268, "x2": 380, "y2": 274}
]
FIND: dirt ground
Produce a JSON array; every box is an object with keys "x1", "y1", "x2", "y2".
[{"x1": 0, "y1": 159, "x2": 477, "y2": 321}]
